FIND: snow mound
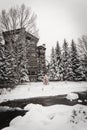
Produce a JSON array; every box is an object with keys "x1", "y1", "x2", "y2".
[
  {"x1": 2, "y1": 104, "x2": 87, "y2": 130},
  {"x1": 10, "y1": 116, "x2": 23, "y2": 127},
  {"x1": 24, "y1": 104, "x2": 50, "y2": 125},
  {"x1": 24, "y1": 103, "x2": 43, "y2": 111},
  {"x1": 69, "y1": 104, "x2": 87, "y2": 126},
  {"x1": 66, "y1": 93, "x2": 79, "y2": 101},
  {"x1": 78, "y1": 100, "x2": 82, "y2": 103}
]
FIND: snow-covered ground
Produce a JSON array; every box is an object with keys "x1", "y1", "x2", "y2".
[
  {"x1": 1, "y1": 82, "x2": 87, "y2": 130},
  {"x1": 2, "y1": 103, "x2": 87, "y2": 130},
  {"x1": 0, "y1": 81, "x2": 87, "y2": 103}
]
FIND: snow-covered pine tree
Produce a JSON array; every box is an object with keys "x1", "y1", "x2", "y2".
[
  {"x1": 81, "y1": 54, "x2": 87, "y2": 81},
  {"x1": 1, "y1": 31, "x2": 29, "y2": 88},
  {"x1": 60, "y1": 39, "x2": 71, "y2": 80},
  {"x1": 70, "y1": 40, "x2": 85, "y2": 81},
  {"x1": 55, "y1": 41, "x2": 61, "y2": 61},
  {"x1": 84, "y1": 55, "x2": 87, "y2": 80},
  {"x1": 3, "y1": 45, "x2": 16, "y2": 87},
  {"x1": 0, "y1": 43, "x2": 6, "y2": 87},
  {"x1": 12, "y1": 32, "x2": 29, "y2": 83},
  {"x1": 55, "y1": 41, "x2": 62, "y2": 80},
  {"x1": 0, "y1": 37, "x2": 17, "y2": 88},
  {"x1": 49, "y1": 47, "x2": 57, "y2": 80}
]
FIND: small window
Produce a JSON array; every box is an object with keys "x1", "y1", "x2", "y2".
[{"x1": 26, "y1": 37, "x2": 31, "y2": 40}]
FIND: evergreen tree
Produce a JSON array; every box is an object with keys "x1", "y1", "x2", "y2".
[
  {"x1": 0, "y1": 40, "x2": 17, "y2": 88},
  {"x1": 55, "y1": 41, "x2": 62, "y2": 80},
  {"x1": 3, "y1": 43, "x2": 16, "y2": 86},
  {"x1": 0, "y1": 31, "x2": 29, "y2": 88},
  {"x1": 60, "y1": 39, "x2": 70, "y2": 80},
  {"x1": 55, "y1": 41, "x2": 61, "y2": 61},
  {"x1": 49, "y1": 47, "x2": 57, "y2": 80},
  {"x1": 81, "y1": 54, "x2": 87, "y2": 81},
  {"x1": 11, "y1": 32, "x2": 29, "y2": 83},
  {"x1": 70, "y1": 40, "x2": 85, "y2": 81},
  {"x1": 0, "y1": 43, "x2": 6, "y2": 86}
]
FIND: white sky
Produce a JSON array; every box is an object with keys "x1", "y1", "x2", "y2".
[{"x1": 0, "y1": 0, "x2": 87, "y2": 58}]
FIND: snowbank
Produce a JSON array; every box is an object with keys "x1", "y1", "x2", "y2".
[
  {"x1": 0, "y1": 82, "x2": 87, "y2": 103},
  {"x1": 2, "y1": 104, "x2": 87, "y2": 130}
]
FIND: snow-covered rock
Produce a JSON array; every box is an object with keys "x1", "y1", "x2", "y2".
[
  {"x1": 78, "y1": 100, "x2": 82, "y2": 103},
  {"x1": 0, "y1": 106, "x2": 11, "y2": 112},
  {"x1": 0, "y1": 106, "x2": 22, "y2": 112},
  {"x1": 66, "y1": 93, "x2": 79, "y2": 101}
]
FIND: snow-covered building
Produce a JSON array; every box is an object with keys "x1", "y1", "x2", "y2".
[{"x1": 3, "y1": 28, "x2": 46, "y2": 81}]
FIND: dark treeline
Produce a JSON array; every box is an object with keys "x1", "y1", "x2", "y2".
[
  {"x1": 48, "y1": 37, "x2": 87, "y2": 81},
  {"x1": 0, "y1": 35, "x2": 87, "y2": 89}
]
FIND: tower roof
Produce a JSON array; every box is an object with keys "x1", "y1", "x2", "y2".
[
  {"x1": 2, "y1": 28, "x2": 39, "y2": 42},
  {"x1": 37, "y1": 44, "x2": 46, "y2": 50}
]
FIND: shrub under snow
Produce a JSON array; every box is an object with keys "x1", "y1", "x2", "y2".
[{"x1": 69, "y1": 105, "x2": 87, "y2": 125}]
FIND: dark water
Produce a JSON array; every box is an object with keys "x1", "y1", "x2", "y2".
[
  {"x1": 0, "y1": 109, "x2": 27, "y2": 129},
  {"x1": 0, "y1": 91, "x2": 87, "y2": 129}
]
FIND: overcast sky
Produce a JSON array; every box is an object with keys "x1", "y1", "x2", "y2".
[{"x1": 0, "y1": 0, "x2": 87, "y2": 58}]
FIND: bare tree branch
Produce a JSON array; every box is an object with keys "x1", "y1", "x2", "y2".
[
  {"x1": 8, "y1": 7, "x2": 19, "y2": 30},
  {"x1": 0, "y1": 4, "x2": 38, "y2": 36},
  {"x1": 0, "y1": 10, "x2": 10, "y2": 31},
  {"x1": 78, "y1": 35, "x2": 87, "y2": 56}
]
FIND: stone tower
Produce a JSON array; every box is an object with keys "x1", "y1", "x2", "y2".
[{"x1": 3, "y1": 28, "x2": 46, "y2": 81}]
